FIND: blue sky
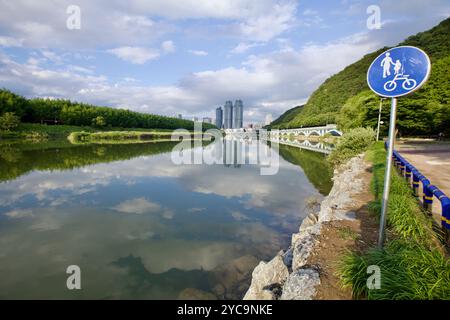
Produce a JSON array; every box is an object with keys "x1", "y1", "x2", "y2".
[{"x1": 0, "y1": 0, "x2": 449, "y2": 124}]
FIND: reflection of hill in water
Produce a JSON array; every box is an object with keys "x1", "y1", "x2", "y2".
[
  {"x1": 0, "y1": 140, "x2": 181, "y2": 182},
  {"x1": 278, "y1": 144, "x2": 333, "y2": 195}
]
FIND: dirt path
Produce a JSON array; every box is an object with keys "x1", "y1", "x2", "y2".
[{"x1": 308, "y1": 162, "x2": 379, "y2": 299}]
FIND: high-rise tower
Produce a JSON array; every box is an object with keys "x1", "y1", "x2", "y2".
[
  {"x1": 233, "y1": 100, "x2": 243, "y2": 128},
  {"x1": 224, "y1": 101, "x2": 233, "y2": 129},
  {"x1": 215, "y1": 107, "x2": 223, "y2": 128}
]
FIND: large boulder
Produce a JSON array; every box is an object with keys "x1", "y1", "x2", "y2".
[
  {"x1": 291, "y1": 232, "x2": 316, "y2": 271},
  {"x1": 299, "y1": 212, "x2": 319, "y2": 232},
  {"x1": 280, "y1": 268, "x2": 320, "y2": 300},
  {"x1": 243, "y1": 254, "x2": 289, "y2": 300}
]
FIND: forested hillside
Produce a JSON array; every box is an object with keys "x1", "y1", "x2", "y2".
[
  {"x1": 269, "y1": 17, "x2": 450, "y2": 136},
  {"x1": 267, "y1": 105, "x2": 304, "y2": 128},
  {"x1": 0, "y1": 90, "x2": 215, "y2": 131}
]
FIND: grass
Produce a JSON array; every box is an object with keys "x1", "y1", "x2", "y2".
[
  {"x1": 340, "y1": 240, "x2": 450, "y2": 299},
  {"x1": 0, "y1": 123, "x2": 176, "y2": 140},
  {"x1": 337, "y1": 226, "x2": 359, "y2": 241},
  {"x1": 339, "y1": 141, "x2": 450, "y2": 299}
]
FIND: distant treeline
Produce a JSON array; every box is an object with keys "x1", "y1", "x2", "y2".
[{"x1": 0, "y1": 89, "x2": 215, "y2": 131}]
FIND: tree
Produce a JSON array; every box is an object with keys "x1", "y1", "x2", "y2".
[
  {"x1": 92, "y1": 116, "x2": 106, "y2": 128},
  {"x1": 0, "y1": 112, "x2": 20, "y2": 131}
]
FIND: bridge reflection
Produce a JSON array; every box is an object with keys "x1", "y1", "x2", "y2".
[
  {"x1": 259, "y1": 131, "x2": 334, "y2": 155},
  {"x1": 267, "y1": 137, "x2": 334, "y2": 154},
  {"x1": 220, "y1": 131, "x2": 334, "y2": 170}
]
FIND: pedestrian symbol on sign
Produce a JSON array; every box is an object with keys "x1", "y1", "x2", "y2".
[{"x1": 367, "y1": 46, "x2": 430, "y2": 98}]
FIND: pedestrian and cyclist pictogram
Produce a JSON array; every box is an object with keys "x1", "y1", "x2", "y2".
[{"x1": 367, "y1": 46, "x2": 430, "y2": 98}]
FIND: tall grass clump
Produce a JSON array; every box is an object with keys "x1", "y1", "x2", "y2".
[
  {"x1": 340, "y1": 141, "x2": 450, "y2": 299},
  {"x1": 328, "y1": 127, "x2": 375, "y2": 166},
  {"x1": 340, "y1": 240, "x2": 450, "y2": 299}
]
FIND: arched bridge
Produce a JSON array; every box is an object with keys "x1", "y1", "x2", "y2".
[{"x1": 269, "y1": 124, "x2": 342, "y2": 138}]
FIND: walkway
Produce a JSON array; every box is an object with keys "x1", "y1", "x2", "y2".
[
  {"x1": 396, "y1": 140, "x2": 450, "y2": 220},
  {"x1": 396, "y1": 141, "x2": 450, "y2": 197}
]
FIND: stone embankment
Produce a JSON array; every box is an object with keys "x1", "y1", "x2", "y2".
[{"x1": 243, "y1": 154, "x2": 370, "y2": 300}]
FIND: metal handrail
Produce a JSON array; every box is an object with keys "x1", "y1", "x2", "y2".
[{"x1": 385, "y1": 141, "x2": 450, "y2": 230}]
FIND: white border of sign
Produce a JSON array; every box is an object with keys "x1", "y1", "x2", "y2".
[{"x1": 366, "y1": 45, "x2": 431, "y2": 98}]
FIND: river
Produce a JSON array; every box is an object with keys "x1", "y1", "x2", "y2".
[{"x1": 0, "y1": 137, "x2": 332, "y2": 299}]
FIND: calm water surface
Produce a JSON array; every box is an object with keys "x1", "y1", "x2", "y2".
[{"x1": 0, "y1": 138, "x2": 332, "y2": 299}]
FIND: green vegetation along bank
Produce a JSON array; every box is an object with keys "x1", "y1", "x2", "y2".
[
  {"x1": 68, "y1": 131, "x2": 206, "y2": 144},
  {"x1": 339, "y1": 142, "x2": 450, "y2": 299},
  {"x1": 268, "y1": 17, "x2": 450, "y2": 137}
]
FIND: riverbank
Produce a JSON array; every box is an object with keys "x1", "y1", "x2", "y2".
[
  {"x1": 244, "y1": 141, "x2": 450, "y2": 300},
  {"x1": 0, "y1": 123, "x2": 175, "y2": 141},
  {"x1": 243, "y1": 152, "x2": 375, "y2": 299}
]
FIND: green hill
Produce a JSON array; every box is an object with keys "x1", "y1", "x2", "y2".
[
  {"x1": 269, "y1": 17, "x2": 450, "y2": 136},
  {"x1": 266, "y1": 105, "x2": 303, "y2": 128}
]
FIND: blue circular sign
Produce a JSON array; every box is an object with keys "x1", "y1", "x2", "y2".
[{"x1": 367, "y1": 46, "x2": 431, "y2": 98}]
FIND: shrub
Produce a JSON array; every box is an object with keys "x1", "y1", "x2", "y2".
[
  {"x1": 92, "y1": 116, "x2": 106, "y2": 128},
  {"x1": 328, "y1": 127, "x2": 375, "y2": 166},
  {"x1": 0, "y1": 112, "x2": 20, "y2": 131}
]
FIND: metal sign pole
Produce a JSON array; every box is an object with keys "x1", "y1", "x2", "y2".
[
  {"x1": 378, "y1": 97, "x2": 397, "y2": 248},
  {"x1": 376, "y1": 98, "x2": 383, "y2": 141}
]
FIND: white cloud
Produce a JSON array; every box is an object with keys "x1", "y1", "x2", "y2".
[
  {"x1": 0, "y1": 0, "x2": 297, "y2": 49},
  {"x1": 303, "y1": 9, "x2": 318, "y2": 16},
  {"x1": 230, "y1": 42, "x2": 262, "y2": 54},
  {"x1": 237, "y1": 2, "x2": 297, "y2": 41},
  {"x1": 112, "y1": 198, "x2": 161, "y2": 214},
  {"x1": 188, "y1": 207, "x2": 206, "y2": 213},
  {"x1": 107, "y1": 46, "x2": 160, "y2": 64},
  {"x1": 0, "y1": 36, "x2": 23, "y2": 47},
  {"x1": 126, "y1": 0, "x2": 293, "y2": 20},
  {"x1": 0, "y1": 29, "x2": 380, "y2": 123},
  {"x1": 161, "y1": 40, "x2": 175, "y2": 53},
  {"x1": 4, "y1": 209, "x2": 34, "y2": 219},
  {"x1": 188, "y1": 50, "x2": 208, "y2": 56}
]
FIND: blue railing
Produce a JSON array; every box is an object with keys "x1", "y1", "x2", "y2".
[{"x1": 385, "y1": 142, "x2": 450, "y2": 230}]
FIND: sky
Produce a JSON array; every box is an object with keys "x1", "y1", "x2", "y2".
[{"x1": 0, "y1": 0, "x2": 449, "y2": 125}]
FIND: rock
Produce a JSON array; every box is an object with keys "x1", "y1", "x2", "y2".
[
  {"x1": 243, "y1": 254, "x2": 289, "y2": 300},
  {"x1": 291, "y1": 232, "x2": 316, "y2": 271},
  {"x1": 178, "y1": 288, "x2": 218, "y2": 300},
  {"x1": 318, "y1": 155, "x2": 369, "y2": 223},
  {"x1": 245, "y1": 289, "x2": 275, "y2": 300},
  {"x1": 299, "y1": 212, "x2": 319, "y2": 232},
  {"x1": 280, "y1": 269, "x2": 320, "y2": 300},
  {"x1": 282, "y1": 248, "x2": 293, "y2": 269}
]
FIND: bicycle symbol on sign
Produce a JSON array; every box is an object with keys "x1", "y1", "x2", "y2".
[
  {"x1": 380, "y1": 52, "x2": 417, "y2": 92},
  {"x1": 383, "y1": 73, "x2": 417, "y2": 92}
]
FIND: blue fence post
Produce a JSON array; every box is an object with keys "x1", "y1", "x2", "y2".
[
  {"x1": 399, "y1": 158, "x2": 406, "y2": 177},
  {"x1": 412, "y1": 169, "x2": 420, "y2": 198},
  {"x1": 428, "y1": 186, "x2": 450, "y2": 245},
  {"x1": 441, "y1": 196, "x2": 450, "y2": 245},
  {"x1": 422, "y1": 181, "x2": 433, "y2": 215},
  {"x1": 405, "y1": 163, "x2": 412, "y2": 184},
  {"x1": 393, "y1": 152, "x2": 399, "y2": 170}
]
